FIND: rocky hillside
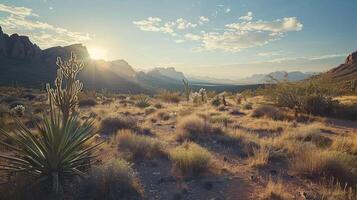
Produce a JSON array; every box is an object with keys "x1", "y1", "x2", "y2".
[{"x1": 325, "y1": 51, "x2": 357, "y2": 81}]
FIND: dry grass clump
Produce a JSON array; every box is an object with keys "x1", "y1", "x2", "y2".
[
  {"x1": 214, "y1": 129, "x2": 259, "y2": 156},
  {"x1": 156, "y1": 90, "x2": 181, "y2": 103},
  {"x1": 251, "y1": 105, "x2": 286, "y2": 121},
  {"x1": 282, "y1": 123, "x2": 333, "y2": 148},
  {"x1": 259, "y1": 178, "x2": 292, "y2": 200},
  {"x1": 100, "y1": 116, "x2": 139, "y2": 135},
  {"x1": 144, "y1": 106, "x2": 157, "y2": 115},
  {"x1": 169, "y1": 142, "x2": 212, "y2": 176},
  {"x1": 209, "y1": 114, "x2": 231, "y2": 127},
  {"x1": 249, "y1": 146, "x2": 271, "y2": 168},
  {"x1": 78, "y1": 97, "x2": 97, "y2": 107},
  {"x1": 116, "y1": 130, "x2": 164, "y2": 159},
  {"x1": 176, "y1": 115, "x2": 212, "y2": 141},
  {"x1": 290, "y1": 147, "x2": 357, "y2": 186},
  {"x1": 331, "y1": 135, "x2": 357, "y2": 155},
  {"x1": 156, "y1": 110, "x2": 171, "y2": 121},
  {"x1": 318, "y1": 179, "x2": 357, "y2": 200},
  {"x1": 78, "y1": 159, "x2": 142, "y2": 200},
  {"x1": 242, "y1": 102, "x2": 253, "y2": 110}
]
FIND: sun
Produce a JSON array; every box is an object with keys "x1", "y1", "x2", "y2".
[{"x1": 88, "y1": 46, "x2": 108, "y2": 60}]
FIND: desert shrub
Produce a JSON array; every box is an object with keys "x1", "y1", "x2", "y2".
[
  {"x1": 100, "y1": 116, "x2": 139, "y2": 135},
  {"x1": 116, "y1": 130, "x2": 163, "y2": 159},
  {"x1": 11, "y1": 104, "x2": 25, "y2": 117},
  {"x1": 215, "y1": 129, "x2": 259, "y2": 156},
  {"x1": 0, "y1": 103, "x2": 9, "y2": 117},
  {"x1": 230, "y1": 107, "x2": 244, "y2": 115},
  {"x1": 209, "y1": 114, "x2": 231, "y2": 127},
  {"x1": 144, "y1": 106, "x2": 157, "y2": 115},
  {"x1": 21, "y1": 93, "x2": 36, "y2": 100},
  {"x1": 169, "y1": 142, "x2": 212, "y2": 176},
  {"x1": 259, "y1": 178, "x2": 292, "y2": 200},
  {"x1": 156, "y1": 90, "x2": 181, "y2": 103},
  {"x1": 283, "y1": 124, "x2": 333, "y2": 148},
  {"x1": 290, "y1": 147, "x2": 357, "y2": 186},
  {"x1": 135, "y1": 95, "x2": 150, "y2": 108},
  {"x1": 78, "y1": 159, "x2": 141, "y2": 200},
  {"x1": 251, "y1": 105, "x2": 286, "y2": 121},
  {"x1": 318, "y1": 179, "x2": 357, "y2": 200},
  {"x1": 211, "y1": 96, "x2": 221, "y2": 107},
  {"x1": 78, "y1": 97, "x2": 97, "y2": 107},
  {"x1": 262, "y1": 79, "x2": 340, "y2": 116},
  {"x1": 176, "y1": 115, "x2": 211, "y2": 141},
  {"x1": 153, "y1": 102, "x2": 163, "y2": 109},
  {"x1": 331, "y1": 135, "x2": 357, "y2": 155},
  {"x1": 156, "y1": 110, "x2": 171, "y2": 121},
  {"x1": 242, "y1": 102, "x2": 253, "y2": 110},
  {"x1": 249, "y1": 146, "x2": 271, "y2": 168}
]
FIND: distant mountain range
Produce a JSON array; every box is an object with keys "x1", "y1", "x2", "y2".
[{"x1": 0, "y1": 26, "x2": 355, "y2": 93}]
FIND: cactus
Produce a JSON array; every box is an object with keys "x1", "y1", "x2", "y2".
[
  {"x1": 182, "y1": 79, "x2": 192, "y2": 102},
  {"x1": 199, "y1": 88, "x2": 206, "y2": 102},
  {"x1": 46, "y1": 52, "x2": 83, "y2": 122}
]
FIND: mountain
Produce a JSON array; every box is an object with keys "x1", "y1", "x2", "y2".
[
  {"x1": 324, "y1": 51, "x2": 357, "y2": 81},
  {"x1": 0, "y1": 27, "x2": 267, "y2": 93},
  {"x1": 236, "y1": 71, "x2": 316, "y2": 84}
]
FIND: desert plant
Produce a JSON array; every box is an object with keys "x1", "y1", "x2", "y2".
[
  {"x1": 259, "y1": 178, "x2": 292, "y2": 200},
  {"x1": 177, "y1": 115, "x2": 211, "y2": 141},
  {"x1": 116, "y1": 129, "x2": 163, "y2": 159},
  {"x1": 78, "y1": 97, "x2": 97, "y2": 107},
  {"x1": 144, "y1": 106, "x2": 157, "y2": 115},
  {"x1": 11, "y1": 104, "x2": 25, "y2": 117},
  {"x1": 78, "y1": 158, "x2": 141, "y2": 200},
  {"x1": 135, "y1": 95, "x2": 150, "y2": 108},
  {"x1": 156, "y1": 90, "x2": 181, "y2": 103},
  {"x1": 169, "y1": 142, "x2": 212, "y2": 176},
  {"x1": 182, "y1": 79, "x2": 192, "y2": 102},
  {"x1": 47, "y1": 53, "x2": 84, "y2": 122},
  {"x1": 199, "y1": 88, "x2": 207, "y2": 102},
  {"x1": 100, "y1": 116, "x2": 139, "y2": 135},
  {"x1": 211, "y1": 95, "x2": 221, "y2": 107},
  {"x1": 251, "y1": 105, "x2": 286, "y2": 121},
  {"x1": 0, "y1": 53, "x2": 100, "y2": 194}
]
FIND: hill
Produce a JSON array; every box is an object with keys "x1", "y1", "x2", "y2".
[{"x1": 324, "y1": 51, "x2": 357, "y2": 81}]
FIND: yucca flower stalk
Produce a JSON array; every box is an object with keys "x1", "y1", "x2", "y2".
[{"x1": 0, "y1": 52, "x2": 101, "y2": 195}]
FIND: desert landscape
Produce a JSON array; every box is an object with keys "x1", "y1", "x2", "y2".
[{"x1": 0, "y1": 1, "x2": 357, "y2": 200}]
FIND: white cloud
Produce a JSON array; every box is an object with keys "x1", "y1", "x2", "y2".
[
  {"x1": 227, "y1": 17, "x2": 303, "y2": 32},
  {"x1": 135, "y1": 13, "x2": 303, "y2": 52},
  {"x1": 185, "y1": 33, "x2": 201, "y2": 41},
  {"x1": 0, "y1": 4, "x2": 38, "y2": 17},
  {"x1": 258, "y1": 51, "x2": 282, "y2": 57},
  {"x1": 192, "y1": 14, "x2": 303, "y2": 52},
  {"x1": 239, "y1": 11, "x2": 253, "y2": 21},
  {"x1": 198, "y1": 16, "x2": 209, "y2": 25},
  {"x1": 134, "y1": 17, "x2": 198, "y2": 36},
  {"x1": 176, "y1": 18, "x2": 197, "y2": 30},
  {"x1": 198, "y1": 31, "x2": 280, "y2": 52},
  {"x1": 174, "y1": 39, "x2": 185, "y2": 43},
  {"x1": 0, "y1": 3, "x2": 92, "y2": 48},
  {"x1": 309, "y1": 54, "x2": 345, "y2": 60},
  {"x1": 225, "y1": 8, "x2": 231, "y2": 13}
]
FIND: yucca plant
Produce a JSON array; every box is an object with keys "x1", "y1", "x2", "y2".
[{"x1": 0, "y1": 52, "x2": 101, "y2": 194}]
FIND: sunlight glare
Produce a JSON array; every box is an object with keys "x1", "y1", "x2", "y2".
[{"x1": 88, "y1": 47, "x2": 108, "y2": 60}]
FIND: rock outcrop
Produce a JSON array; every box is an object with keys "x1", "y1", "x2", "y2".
[
  {"x1": 0, "y1": 27, "x2": 41, "y2": 58},
  {"x1": 345, "y1": 51, "x2": 357, "y2": 65}
]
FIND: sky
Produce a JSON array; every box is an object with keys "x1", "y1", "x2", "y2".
[{"x1": 0, "y1": 0, "x2": 356, "y2": 79}]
